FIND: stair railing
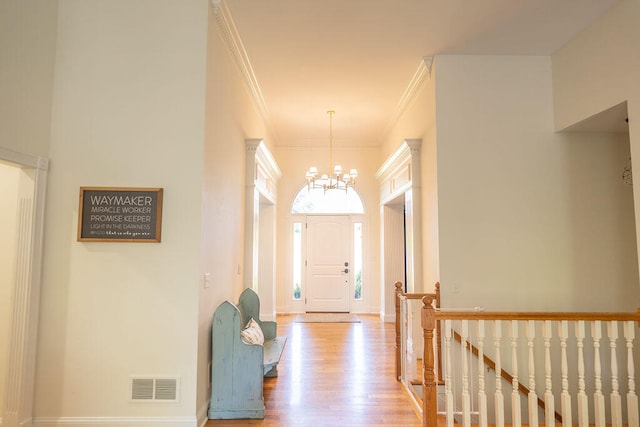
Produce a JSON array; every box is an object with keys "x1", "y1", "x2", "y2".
[{"x1": 421, "y1": 295, "x2": 640, "y2": 427}]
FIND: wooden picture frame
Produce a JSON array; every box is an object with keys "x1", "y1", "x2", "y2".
[{"x1": 77, "y1": 187, "x2": 163, "y2": 242}]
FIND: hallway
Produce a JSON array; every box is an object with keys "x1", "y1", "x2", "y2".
[{"x1": 206, "y1": 314, "x2": 421, "y2": 426}]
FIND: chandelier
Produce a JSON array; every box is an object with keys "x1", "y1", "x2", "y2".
[{"x1": 305, "y1": 110, "x2": 358, "y2": 193}]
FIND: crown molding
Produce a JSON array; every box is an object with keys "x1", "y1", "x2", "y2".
[
  {"x1": 210, "y1": 0, "x2": 221, "y2": 14},
  {"x1": 212, "y1": 0, "x2": 275, "y2": 138},
  {"x1": 393, "y1": 56, "x2": 432, "y2": 120},
  {"x1": 381, "y1": 56, "x2": 433, "y2": 142}
]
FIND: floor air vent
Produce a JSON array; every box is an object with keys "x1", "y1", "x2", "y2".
[{"x1": 130, "y1": 377, "x2": 179, "y2": 402}]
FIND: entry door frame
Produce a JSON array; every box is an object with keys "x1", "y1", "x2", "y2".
[
  {"x1": 286, "y1": 212, "x2": 369, "y2": 314},
  {"x1": 305, "y1": 214, "x2": 352, "y2": 313},
  {"x1": 0, "y1": 147, "x2": 48, "y2": 426}
]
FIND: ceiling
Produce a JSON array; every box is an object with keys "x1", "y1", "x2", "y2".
[{"x1": 223, "y1": 0, "x2": 621, "y2": 147}]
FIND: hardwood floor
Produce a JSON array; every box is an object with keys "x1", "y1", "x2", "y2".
[{"x1": 205, "y1": 314, "x2": 422, "y2": 427}]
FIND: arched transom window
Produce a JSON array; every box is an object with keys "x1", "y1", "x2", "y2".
[{"x1": 291, "y1": 186, "x2": 364, "y2": 214}]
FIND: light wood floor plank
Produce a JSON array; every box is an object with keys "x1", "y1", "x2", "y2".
[{"x1": 206, "y1": 314, "x2": 422, "y2": 426}]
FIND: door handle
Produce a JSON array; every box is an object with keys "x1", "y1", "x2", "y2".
[{"x1": 342, "y1": 268, "x2": 349, "y2": 273}]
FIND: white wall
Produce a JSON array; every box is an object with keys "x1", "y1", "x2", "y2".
[
  {"x1": 35, "y1": 0, "x2": 208, "y2": 423},
  {"x1": 274, "y1": 146, "x2": 381, "y2": 314},
  {"x1": 552, "y1": 0, "x2": 640, "y2": 287},
  {"x1": 552, "y1": 0, "x2": 640, "y2": 132},
  {"x1": 435, "y1": 55, "x2": 639, "y2": 311},
  {"x1": 196, "y1": 4, "x2": 274, "y2": 419},
  {"x1": 0, "y1": 162, "x2": 20, "y2": 417},
  {"x1": 0, "y1": 0, "x2": 57, "y2": 158}
]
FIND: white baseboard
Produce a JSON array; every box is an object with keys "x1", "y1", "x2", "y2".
[
  {"x1": 381, "y1": 312, "x2": 395, "y2": 323},
  {"x1": 0, "y1": 416, "x2": 33, "y2": 426},
  {"x1": 260, "y1": 312, "x2": 276, "y2": 321},
  {"x1": 32, "y1": 417, "x2": 198, "y2": 427}
]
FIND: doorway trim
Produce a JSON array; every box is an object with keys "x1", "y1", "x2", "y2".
[
  {"x1": 0, "y1": 147, "x2": 48, "y2": 426},
  {"x1": 244, "y1": 139, "x2": 281, "y2": 321},
  {"x1": 287, "y1": 180, "x2": 369, "y2": 314},
  {"x1": 376, "y1": 139, "x2": 422, "y2": 322}
]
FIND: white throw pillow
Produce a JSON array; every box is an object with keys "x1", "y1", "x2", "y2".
[{"x1": 240, "y1": 318, "x2": 264, "y2": 345}]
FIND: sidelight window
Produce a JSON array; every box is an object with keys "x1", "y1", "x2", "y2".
[
  {"x1": 292, "y1": 222, "x2": 302, "y2": 300},
  {"x1": 354, "y1": 222, "x2": 363, "y2": 300}
]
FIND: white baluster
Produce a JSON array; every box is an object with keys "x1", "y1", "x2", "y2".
[
  {"x1": 526, "y1": 320, "x2": 539, "y2": 427},
  {"x1": 559, "y1": 320, "x2": 572, "y2": 427},
  {"x1": 445, "y1": 319, "x2": 454, "y2": 427},
  {"x1": 462, "y1": 320, "x2": 471, "y2": 427},
  {"x1": 608, "y1": 321, "x2": 622, "y2": 427},
  {"x1": 494, "y1": 320, "x2": 505, "y2": 427},
  {"x1": 624, "y1": 321, "x2": 639, "y2": 427},
  {"x1": 576, "y1": 320, "x2": 589, "y2": 427},
  {"x1": 593, "y1": 321, "x2": 605, "y2": 427},
  {"x1": 478, "y1": 320, "x2": 488, "y2": 427},
  {"x1": 406, "y1": 301, "x2": 415, "y2": 382},
  {"x1": 543, "y1": 321, "x2": 555, "y2": 427},
  {"x1": 510, "y1": 320, "x2": 522, "y2": 427}
]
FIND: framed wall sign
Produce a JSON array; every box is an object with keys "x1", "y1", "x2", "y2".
[{"x1": 77, "y1": 187, "x2": 163, "y2": 242}]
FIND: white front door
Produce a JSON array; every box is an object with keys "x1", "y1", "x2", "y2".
[{"x1": 305, "y1": 215, "x2": 351, "y2": 312}]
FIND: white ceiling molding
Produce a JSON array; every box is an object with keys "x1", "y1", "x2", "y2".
[
  {"x1": 210, "y1": 0, "x2": 221, "y2": 14},
  {"x1": 212, "y1": 1, "x2": 275, "y2": 139},
  {"x1": 382, "y1": 57, "x2": 432, "y2": 142},
  {"x1": 423, "y1": 56, "x2": 433, "y2": 76}
]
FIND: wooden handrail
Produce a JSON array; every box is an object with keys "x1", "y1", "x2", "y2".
[
  {"x1": 403, "y1": 293, "x2": 435, "y2": 300},
  {"x1": 434, "y1": 309, "x2": 640, "y2": 322}
]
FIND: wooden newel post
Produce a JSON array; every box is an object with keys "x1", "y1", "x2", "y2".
[
  {"x1": 395, "y1": 281, "x2": 404, "y2": 380},
  {"x1": 422, "y1": 295, "x2": 437, "y2": 427}
]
